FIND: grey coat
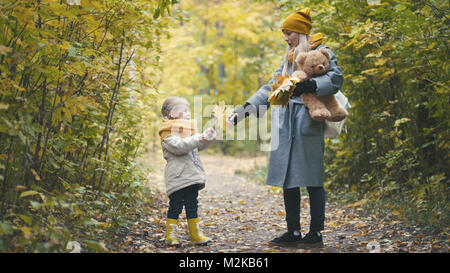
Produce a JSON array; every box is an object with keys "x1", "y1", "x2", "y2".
[
  {"x1": 161, "y1": 134, "x2": 212, "y2": 196},
  {"x1": 245, "y1": 45, "x2": 343, "y2": 188}
]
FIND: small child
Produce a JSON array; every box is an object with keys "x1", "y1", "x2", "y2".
[{"x1": 158, "y1": 96, "x2": 216, "y2": 246}]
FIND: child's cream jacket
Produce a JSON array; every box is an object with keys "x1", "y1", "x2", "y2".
[{"x1": 161, "y1": 134, "x2": 211, "y2": 196}]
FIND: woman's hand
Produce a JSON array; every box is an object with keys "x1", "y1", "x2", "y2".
[
  {"x1": 226, "y1": 113, "x2": 238, "y2": 125},
  {"x1": 227, "y1": 102, "x2": 256, "y2": 125},
  {"x1": 292, "y1": 79, "x2": 317, "y2": 97}
]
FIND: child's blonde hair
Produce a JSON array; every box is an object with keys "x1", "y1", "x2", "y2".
[
  {"x1": 161, "y1": 97, "x2": 190, "y2": 119},
  {"x1": 282, "y1": 34, "x2": 310, "y2": 76}
]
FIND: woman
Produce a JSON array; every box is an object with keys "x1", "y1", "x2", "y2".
[{"x1": 227, "y1": 8, "x2": 343, "y2": 248}]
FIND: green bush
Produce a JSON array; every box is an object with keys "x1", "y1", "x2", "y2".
[{"x1": 0, "y1": 0, "x2": 173, "y2": 252}]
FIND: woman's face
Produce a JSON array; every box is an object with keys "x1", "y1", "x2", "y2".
[{"x1": 283, "y1": 30, "x2": 300, "y2": 49}]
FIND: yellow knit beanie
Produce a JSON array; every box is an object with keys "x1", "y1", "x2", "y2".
[{"x1": 281, "y1": 8, "x2": 312, "y2": 35}]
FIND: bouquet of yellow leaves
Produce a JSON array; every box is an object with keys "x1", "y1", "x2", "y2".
[{"x1": 267, "y1": 74, "x2": 299, "y2": 106}]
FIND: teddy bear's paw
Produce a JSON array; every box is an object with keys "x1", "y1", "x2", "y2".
[
  {"x1": 327, "y1": 115, "x2": 345, "y2": 122},
  {"x1": 310, "y1": 109, "x2": 331, "y2": 121},
  {"x1": 327, "y1": 109, "x2": 348, "y2": 122},
  {"x1": 291, "y1": 71, "x2": 307, "y2": 82}
]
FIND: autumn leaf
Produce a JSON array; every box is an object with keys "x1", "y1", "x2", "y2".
[
  {"x1": 30, "y1": 168, "x2": 41, "y2": 182},
  {"x1": 14, "y1": 185, "x2": 27, "y2": 192},
  {"x1": 268, "y1": 75, "x2": 297, "y2": 106},
  {"x1": 19, "y1": 191, "x2": 40, "y2": 199},
  {"x1": 19, "y1": 190, "x2": 46, "y2": 201},
  {"x1": 210, "y1": 100, "x2": 229, "y2": 133},
  {"x1": 270, "y1": 74, "x2": 290, "y2": 92},
  {"x1": 346, "y1": 199, "x2": 369, "y2": 208},
  {"x1": 0, "y1": 45, "x2": 12, "y2": 55},
  {"x1": 85, "y1": 240, "x2": 109, "y2": 253},
  {"x1": 394, "y1": 118, "x2": 411, "y2": 127},
  {"x1": 392, "y1": 210, "x2": 400, "y2": 216}
]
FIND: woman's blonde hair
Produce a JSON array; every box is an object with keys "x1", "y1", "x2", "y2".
[{"x1": 282, "y1": 34, "x2": 310, "y2": 76}]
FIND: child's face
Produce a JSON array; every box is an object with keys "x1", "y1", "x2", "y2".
[
  {"x1": 283, "y1": 30, "x2": 299, "y2": 49},
  {"x1": 169, "y1": 103, "x2": 191, "y2": 120}
]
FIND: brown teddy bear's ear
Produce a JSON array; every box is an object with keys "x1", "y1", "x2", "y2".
[
  {"x1": 296, "y1": 52, "x2": 308, "y2": 68},
  {"x1": 319, "y1": 48, "x2": 331, "y2": 60}
]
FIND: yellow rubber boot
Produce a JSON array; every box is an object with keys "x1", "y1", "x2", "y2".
[
  {"x1": 165, "y1": 218, "x2": 180, "y2": 246},
  {"x1": 187, "y1": 218, "x2": 211, "y2": 245}
]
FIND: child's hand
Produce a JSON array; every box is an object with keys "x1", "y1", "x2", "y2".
[{"x1": 202, "y1": 127, "x2": 216, "y2": 141}]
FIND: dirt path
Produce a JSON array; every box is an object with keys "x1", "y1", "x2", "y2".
[{"x1": 118, "y1": 153, "x2": 447, "y2": 253}]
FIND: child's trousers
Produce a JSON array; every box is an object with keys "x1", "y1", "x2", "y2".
[
  {"x1": 283, "y1": 186, "x2": 326, "y2": 232},
  {"x1": 167, "y1": 184, "x2": 199, "y2": 219}
]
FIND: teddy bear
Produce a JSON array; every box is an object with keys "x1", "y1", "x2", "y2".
[{"x1": 291, "y1": 48, "x2": 348, "y2": 122}]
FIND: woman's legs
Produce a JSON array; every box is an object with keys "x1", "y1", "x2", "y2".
[
  {"x1": 297, "y1": 186, "x2": 326, "y2": 248},
  {"x1": 269, "y1": 187, "x2": 302, "y2": 246},
  {"x1": 306, "y1": 186, "x2": 326, "y2": 232},
  {"x1": 282, "y1": 186, "x2": 326, "y2": 232},
  {"x1": 283, "y1": 187, "x2": 301, "y2": 232}
]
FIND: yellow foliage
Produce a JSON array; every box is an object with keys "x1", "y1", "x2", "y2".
[{"x1": 268, "y1": 75, "x2": 297, "y2": 106}]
